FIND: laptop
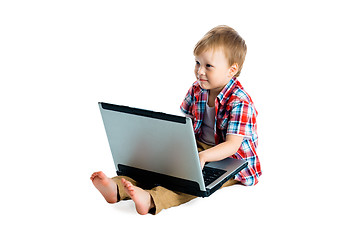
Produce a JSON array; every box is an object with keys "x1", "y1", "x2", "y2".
[{"x1": 98, "y1": 102, "x2": 248, "y2": 197}]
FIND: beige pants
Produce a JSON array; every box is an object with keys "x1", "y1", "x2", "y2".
[{"x1": 111, "y1": 140, "x2": 238, "y2": 215}]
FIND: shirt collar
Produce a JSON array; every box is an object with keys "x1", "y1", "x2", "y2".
[
  {"x1": 217, "y1": 77, "x2": 239, "y2": 105},
  {"x1": 198, "y1": 77, "x2": 240, "y2": 104}
]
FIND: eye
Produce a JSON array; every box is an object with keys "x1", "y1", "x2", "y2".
[
  {"x1": 206, "y1": 64, "x2": 213, "y2": 68},
  {"x1": 195, "y1": 61, "x2": 200, "y2": 65}
]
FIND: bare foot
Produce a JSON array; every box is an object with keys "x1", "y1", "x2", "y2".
[
  {"x1": 121, "y1": 178, "x2": 155, "y2": 215},
  {"x1": 90, "y1": 171, "x2": 118, "y2": 203}
]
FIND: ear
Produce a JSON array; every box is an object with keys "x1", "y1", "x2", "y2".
[{"x1": 228, "y1": 63, "x2": 239, "y2": 77}]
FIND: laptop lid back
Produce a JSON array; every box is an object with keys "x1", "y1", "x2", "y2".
[{"x1": 99, "y1": 102, "x2": 206, "y2": 192}]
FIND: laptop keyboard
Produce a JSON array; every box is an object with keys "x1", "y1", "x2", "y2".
[{"x1": 202, "y1": 166, "x2": 226, "y2": 186}]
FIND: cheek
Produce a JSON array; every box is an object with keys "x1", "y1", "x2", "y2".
[
  {"x1": 194, "y1": 66, "x2": 199, "y2": 75},
  {"x1": 205, "y1": 71, "x2": 212, "y2": 79}
]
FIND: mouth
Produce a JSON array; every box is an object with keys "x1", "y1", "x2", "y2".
[{"x1": 198, "y1": 78, "x2": 208, "y2": 82}]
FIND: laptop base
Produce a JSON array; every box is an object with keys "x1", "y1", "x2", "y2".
[{"x1": 116, "y1": 162, "x2": 247, "y2": 197}]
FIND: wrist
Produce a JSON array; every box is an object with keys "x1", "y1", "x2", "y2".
[{"x1": 199, "y1": 151, "x2": 208, "y2": 164}]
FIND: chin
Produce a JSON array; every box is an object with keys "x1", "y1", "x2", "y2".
[{"x1": 198, "y1": 81, "x2": 209, "y2": 89}]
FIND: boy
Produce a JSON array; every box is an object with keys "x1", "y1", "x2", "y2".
[{"x1": 90, "y1": 25, "x2": 261, "y2": 215}]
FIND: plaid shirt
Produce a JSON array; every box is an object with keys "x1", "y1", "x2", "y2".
[{"x1": 180, "y1": 78, "x2": 262, "y2": 186}]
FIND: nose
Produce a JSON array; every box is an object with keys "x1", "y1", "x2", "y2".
[{"x1": 197, "y1": 66, "x2": 205, "y2": 76}]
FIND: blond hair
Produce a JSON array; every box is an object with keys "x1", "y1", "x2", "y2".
[{"x1": 194, "y1": 25, "x2": 247, "y2": 77}]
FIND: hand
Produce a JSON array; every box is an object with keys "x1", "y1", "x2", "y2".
[{"x1": 199, "y1": 152, "x2": 207, "y2": 169}]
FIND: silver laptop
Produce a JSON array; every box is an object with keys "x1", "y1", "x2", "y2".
[{"x1": 99, "y1": 102, "x2": 247, "y2": 197}]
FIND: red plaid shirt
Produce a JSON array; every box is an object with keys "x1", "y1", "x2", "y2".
[{"x1": 180, "y1": 78, "x2": 262, "y2": 186}]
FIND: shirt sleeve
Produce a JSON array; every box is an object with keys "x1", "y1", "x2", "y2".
[
  {"x1": 235, "y1": 158, "x2": 260, "y2": 186},
  {"x1": 226, "y1": 101, "x2": 255, "y2": 138},
  {"x1": 180, "y1": 85, "x2": 195, "y2": 117}
]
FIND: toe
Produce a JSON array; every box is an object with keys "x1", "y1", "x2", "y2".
[{"x1": 90, "y1": 173, "x2": 97, "y2": 180}]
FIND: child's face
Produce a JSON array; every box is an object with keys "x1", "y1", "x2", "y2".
[{"x1": 194, "y1": 49, "x2": 235, "y2": 94}]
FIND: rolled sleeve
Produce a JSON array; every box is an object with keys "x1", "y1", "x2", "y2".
[{"x1": 227, "y1": 101, "x2": 254, "y2": 138}]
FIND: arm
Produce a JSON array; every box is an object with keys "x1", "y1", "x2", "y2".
[
  {"x1": 198, "y1": 134, "x2": 243, "y2": 169},
  {"x1": 180, "y1": 83, "x2": 195, "y2": 117}
]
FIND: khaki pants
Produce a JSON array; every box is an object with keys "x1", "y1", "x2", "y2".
[{"x1": 111, "y1": 140, "x2": 238, "y2": 215}]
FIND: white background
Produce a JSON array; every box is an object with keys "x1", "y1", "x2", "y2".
[{"x1": 1, "y1": 0, "x2": 359, "y2": 239}]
